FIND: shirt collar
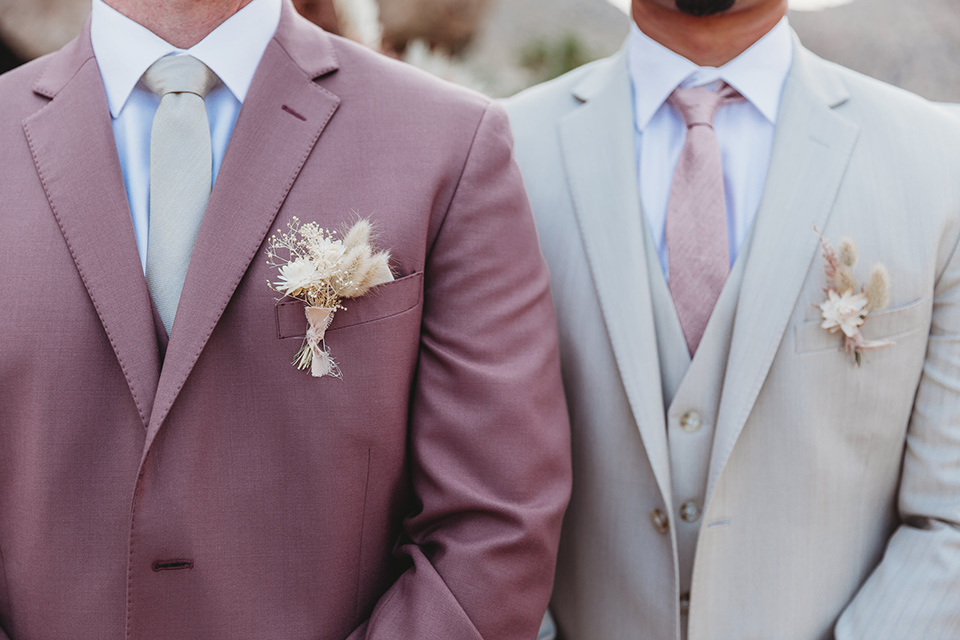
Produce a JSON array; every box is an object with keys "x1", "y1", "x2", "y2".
[
  {"x1": 91, "y1": 0, "x2": 282, "y2": 118},
  {"x1": 627, "y1": 16, "x2": 793, "y2": 130}
]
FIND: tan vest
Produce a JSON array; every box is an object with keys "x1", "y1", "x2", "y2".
[{"x1": 642, "y1": 220, "x2": 753, "y2": 634}]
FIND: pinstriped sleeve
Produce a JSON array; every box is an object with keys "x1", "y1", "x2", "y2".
[{"x1": 836, "y1": 211, "x2": 960, "y2": 639}]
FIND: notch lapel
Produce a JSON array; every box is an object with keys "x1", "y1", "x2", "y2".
[
  {"x1": 24, "y1": 25, "x2": 160, "y2": 428},
  {"x1": 144, "y1": 5, "x2": 341, "y2": 454},
  {"x1": 706, "y1": 44, "x2": 860, "y2": 501},
  {"x1": 559, "y1": 50, "x2": 673, "y2": 507}
]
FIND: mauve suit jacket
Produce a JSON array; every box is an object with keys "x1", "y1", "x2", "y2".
[{"x1": 0, "y1": 3, "x2": 571, "y2": 639}]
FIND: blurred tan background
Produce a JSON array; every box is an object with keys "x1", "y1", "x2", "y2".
[{"x1": 1, "y1": 0, "x2": 958, "y2": 101}]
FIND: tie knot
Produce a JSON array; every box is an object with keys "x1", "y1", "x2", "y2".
[
  {"x1": 668, "y1": 82, "x2": 742, "y2": 129},
  {"x1": 142, "y1": 55, "x2": 219, "y2": 99}
]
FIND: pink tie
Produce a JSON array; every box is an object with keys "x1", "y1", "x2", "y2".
[{"x1": 666, "y1": 82, "x2": 743, "y2": 355}]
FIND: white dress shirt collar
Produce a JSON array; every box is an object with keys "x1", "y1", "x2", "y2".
[
  {"x1": 628, "y1": 16, "x2": 793, "y2": 130},
  {"x1": 91, "y1": 0, "x2": 282, "y2": 118}
]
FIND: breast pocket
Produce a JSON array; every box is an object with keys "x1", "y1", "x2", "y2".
[
  {"x1": 795, "y1": 297, "x2": 929, "y2": 354},
  {"x1": 275, "y1": 271, "x2": 424, "y2": 339}
]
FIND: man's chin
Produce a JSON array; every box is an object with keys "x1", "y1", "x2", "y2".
[{"x1": 675, "y1": 0, "x2": 736, "y2": 16}]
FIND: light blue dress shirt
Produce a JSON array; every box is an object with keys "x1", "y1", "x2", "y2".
[
  {"x1": 627, "y1": 18, "x2": 794, "y2": 276},
  {"x1": 90, "y1": 0, "x2": 282, "y2": 272}
]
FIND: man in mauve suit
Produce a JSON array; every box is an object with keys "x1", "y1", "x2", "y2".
[
  {"x1": 507, "y1": 0, "x2": 960, "y2": 638},
  {"x1": 0, "y1": 0, "x2": 571, "y2": 638}
]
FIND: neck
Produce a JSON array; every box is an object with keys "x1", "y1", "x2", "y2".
[
  {"x1": 632, "y1": 2, "x2": 787, "y2": 67},
  {"x1": 104, "y1": 0, "x2": 256, "y2": 48}
]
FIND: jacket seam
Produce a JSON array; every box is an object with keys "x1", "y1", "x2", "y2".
[
  {"x1": 427, "y1": 102, "x2": 494, "y2": 258},
  {"x1": 353, "y1": 447, "x2": 373, "y2": 623},
  {"x1": 0, "y1": 538, "x2": 11, "y2": 632}
]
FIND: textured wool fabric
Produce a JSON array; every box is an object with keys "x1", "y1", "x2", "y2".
[
  {"x1": 507, "y1": 35, "x2": 960, "y2": 640},
  {"x1": 142, "y1": 55, "x2": 219, "y2": 334},
  {"x1": 665, "y1": 83, "x2": 742, "y2": 355},
  {"x1": 0, "y1": 2, "x2": 571, "y2": 638}
]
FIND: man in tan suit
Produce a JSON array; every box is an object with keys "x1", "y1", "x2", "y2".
[{"x1": 507, "y1": 0, "x2": 960, "y2": 638}]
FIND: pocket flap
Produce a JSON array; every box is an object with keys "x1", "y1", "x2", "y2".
[
  {"x1": 795, "y1": 297, "x2": 928, "y2": 354},
  {"x1": 275, "y1": 271, "x2": 424, "y2": 339}
]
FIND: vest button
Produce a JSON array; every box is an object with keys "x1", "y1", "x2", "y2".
[
  {"x1": 680, "y1": 411, "x2": 702, "y2": 433},
  {"x1": 649, "y1": 508, "x2": 670, "y2": 534},
  {"x1": 680, "y1": 592, "x2": 691, "y2": 614},
  {"x1": 679, "y1": 500, "x2": 701, "y2": 523}
]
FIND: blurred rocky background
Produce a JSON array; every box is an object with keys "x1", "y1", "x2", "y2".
[
  {"x1": 789, "y1": 0, "x2": 960, "y2": 103},
  {"x1": 1, "y1": 0, "x2": 958, "y2": 102}
]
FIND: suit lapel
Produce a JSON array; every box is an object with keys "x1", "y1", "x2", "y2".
[
  {"x1": 24, "y1": 24, "x2": 160, "y2": 429},
  {"x1": 706, "y1": 43, "x2": 860, "y2": 501},
  {"x1": 559, "y1": 49, "x2": 673, "y2": 507},
  {"x1": 144, "y1": 3, "x2": 341, "y2": 452}
]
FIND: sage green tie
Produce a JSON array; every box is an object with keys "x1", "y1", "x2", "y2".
[{"x1": 142, "y1": 55, "x2": 219, "y2": 335}]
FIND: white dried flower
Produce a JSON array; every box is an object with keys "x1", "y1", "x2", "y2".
[
  {"x1": 312, "y1": 241, "x2": 347, "y2": 280},
  {"x1": 276, "y1": 257, "x2": 317, "y2": 296},
  {"x1": 820, "y1": 289, "x2": 868, "y2": 338}
]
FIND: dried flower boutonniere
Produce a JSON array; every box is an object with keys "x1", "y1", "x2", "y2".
[
  {"x1": 267, "y1": 217, "x2": 393, "y2": 378},
  {"x1": 815, "y1": 227, "x2": 893, "y2": 365}
]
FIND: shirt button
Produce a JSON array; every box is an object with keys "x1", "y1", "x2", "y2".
[
  {"x1": 680, "y1": 592, "x2": 690, "y2": 614},
  {"x1": 679, "y1": 411, "x2": 702, "y2": 433},
  {"x1": 679, "y1": 500, "x2": 701, "y2": 523},
  {"x1": 649, "y1": 508, "x2": 670, "y2": 534}
]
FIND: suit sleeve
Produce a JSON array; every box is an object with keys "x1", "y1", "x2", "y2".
[
  {"x1": 835, "y1": 225, "x2": 960, "y2": 637},
  {"x1": 346, "y1": 102, "x2": 572, "y2": 640}
]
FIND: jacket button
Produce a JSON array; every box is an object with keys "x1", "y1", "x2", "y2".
[
  {"x1": 680, "y1": 592, "x2": 690, "y2": 614},
  {"x1": 679, "y1": 500, "x2": 701, "y2": 523},
  {"x1": 649, "y1": 508, "x2": 670, "y2": 534},
  {"x1": 679, "y1": 411, "x2": 702, "y2": 433}
]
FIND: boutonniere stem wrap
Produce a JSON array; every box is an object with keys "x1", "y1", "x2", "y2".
[
  {"x1": 815, "y1": 227, "x2": 893, "y2": 366},
  {"x1": 267, "y1": 217, "x2": 393, "y2": 378}
]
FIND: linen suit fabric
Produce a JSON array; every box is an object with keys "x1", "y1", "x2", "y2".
[
  {"x1": 0, "y1": 2, "x2": 571, "y2": 638},
  {"x1": 505, "y1": 37, "x2": 960, "y2": 640}
]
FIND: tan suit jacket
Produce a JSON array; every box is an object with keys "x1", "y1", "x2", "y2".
[{"x1": 507, "y1": 38, "x2": 960, "y2": 640}]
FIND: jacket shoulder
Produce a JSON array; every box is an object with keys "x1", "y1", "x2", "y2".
[
  {"x1": 815, "y1": 53, "x2": 960, "y2": 148},
  {"x1": 503, "y1": 53, "x2": 619, "y2": 134},
  {"x1": 324, "y1": 34, "x2": 491, "y2": 125}
]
